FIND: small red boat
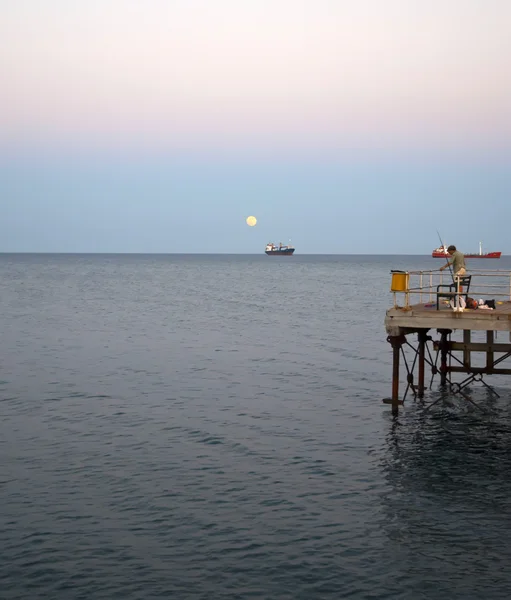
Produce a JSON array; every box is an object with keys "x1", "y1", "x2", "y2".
[{"x1": 432, "y1": 242, "x2": 501, "y2": 259}]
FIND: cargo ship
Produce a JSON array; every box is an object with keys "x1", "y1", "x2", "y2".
[
  {"x1": 432, "y1": 242, "x2": 501, "y2": 259},
  {"x1": 265, "y1": 242, "x2": 295, "y2": 256}
]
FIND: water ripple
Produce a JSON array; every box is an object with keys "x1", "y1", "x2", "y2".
[{"x1": 2, "y1": 254, "x2": 511, "y2": 599}]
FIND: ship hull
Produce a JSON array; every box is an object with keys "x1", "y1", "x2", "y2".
[
  {"x1": 265, "y1": 249, "x2": 295, "y2": 256},
  {"x1": 432, "y1": 251, "x2": 501, "y2": 258}
]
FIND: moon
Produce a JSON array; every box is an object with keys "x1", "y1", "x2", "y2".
[{"x1": 246, "y1": 216, "x2": 257, "y2": 227}]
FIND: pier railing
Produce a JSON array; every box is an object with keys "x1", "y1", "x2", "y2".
[{"x1": 390, "y1": 268, "x2": 511, "y2": 308}]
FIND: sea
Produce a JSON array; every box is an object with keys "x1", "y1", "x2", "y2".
[{"x1": 2, "y1": 253, "x2": 511, "y2": 600}]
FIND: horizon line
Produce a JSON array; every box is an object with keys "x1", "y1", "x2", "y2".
[{"x1": 0, "y1": 252, "x2": 507, "y2": 257}]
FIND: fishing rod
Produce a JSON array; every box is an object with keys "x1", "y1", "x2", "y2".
[{"x1": 436, "y1": 230, "x2": 454, "y2": 282}]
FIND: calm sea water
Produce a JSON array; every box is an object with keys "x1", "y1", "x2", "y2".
[{"x1": 2, "y1": 253, "x2": 511, "y2": 600}]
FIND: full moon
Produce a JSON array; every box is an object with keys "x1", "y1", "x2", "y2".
[{"x1": 246, "y1": 216, "x2": 257, "y2": 227}]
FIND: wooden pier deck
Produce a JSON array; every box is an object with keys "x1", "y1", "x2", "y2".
[
  {"x1": 385, "y1": 301, "x2": 511, "y2": 336},
  {"x1": 383, "y1": 268, "x2": 511, "y2": 414}
]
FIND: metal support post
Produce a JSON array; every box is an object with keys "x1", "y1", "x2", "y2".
[
  {"x1": 418, "y1": 330, "x2": 427, "y2": 398},
  {"x1": 383, "y1": 335, "x2": 406, "y2": 415},
  {"x1": 438, "y1": 329, "x2": 451, "y2": 387}
]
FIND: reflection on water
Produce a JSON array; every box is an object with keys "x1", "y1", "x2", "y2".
[{"x1": 379, "y1": 390, "x2": 511, "y2": 599}]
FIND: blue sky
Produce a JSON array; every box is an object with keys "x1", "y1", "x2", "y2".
[
  {"x1": 1, "y1": 0, "x2": 510, "y2": 253},
  {"x1": 3, "y1": 154, "x2": 509, "y2": 254}
]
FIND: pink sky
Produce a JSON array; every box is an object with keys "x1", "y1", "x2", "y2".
[{"x1": 2, "y1": 0, "x2": 510, "y2": 155}]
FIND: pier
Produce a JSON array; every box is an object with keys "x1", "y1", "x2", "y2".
[{"x1": 384, "y1": 268, "x2": 511, "y2": 414}]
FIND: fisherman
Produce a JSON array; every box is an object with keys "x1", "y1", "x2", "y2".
[
  {"x1": 439, "y1": 245, "x2": 466, "y2": 276},
  {"x1": 439, "y1": 244, "x2": 466, "y2": 293}
]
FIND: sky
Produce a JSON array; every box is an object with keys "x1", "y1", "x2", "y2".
[{"x1": 1, "y1": 0, "x2": 510, "y2": 253}]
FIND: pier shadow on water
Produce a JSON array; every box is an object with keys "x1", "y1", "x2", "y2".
[{"x1": 378, "y1": 389, "x2": 511, "y2": 600}]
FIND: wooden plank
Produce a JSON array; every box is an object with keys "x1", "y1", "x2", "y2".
[
  {"x1": 449, "y1": 342, "x2": 511, "y2": 353},
  {"x1": 449, "y1": 366, "x2": 511, "y2": 375},
  {"x1": 385, "y1": 303, "x2": 511, "y2": 334},
  {"x1": 385, "y1": 315, "x2": 511, "y2": 334},
  {"x1": 463, "y1": 330, "x2": 471, "y2": 368},
  {"x1": 487, "y1": 331, "x2": 494, "y2": 370}
]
